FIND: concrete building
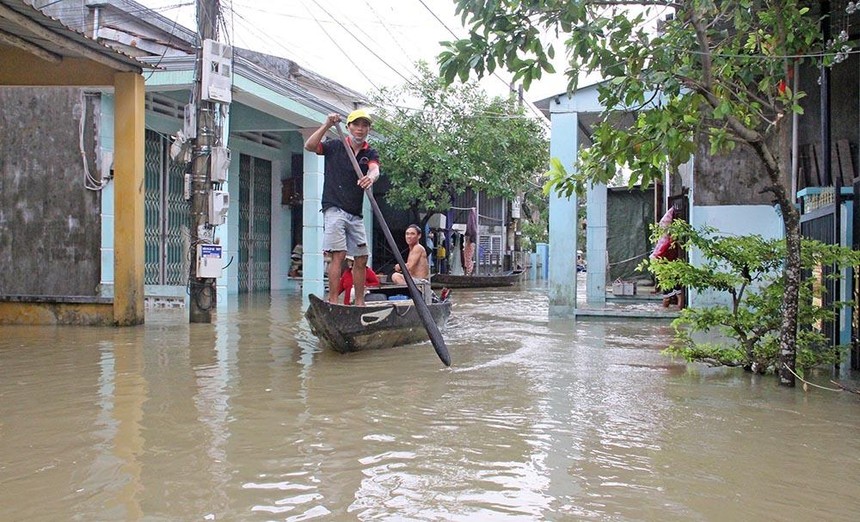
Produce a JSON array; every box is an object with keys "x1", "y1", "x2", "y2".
[{"x1": 1, "y1": 0, "x2": 147, "y2": 325}]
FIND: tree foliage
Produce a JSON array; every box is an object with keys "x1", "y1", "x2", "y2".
[
  {"x1": 643, "y1": 220, "x2": 860, "y2": 375},
  {"x1": 439, "y1": 0, "x2": 827, "y2": 191},
  {"x1": 438, "y1": 1, "x2": 847, "y2": 385},
  {"x1": 370, "y1": 63, "x2": 548, "y2": 221}
]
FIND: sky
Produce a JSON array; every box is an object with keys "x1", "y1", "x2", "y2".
[{"x1": 135, "y1": 0, "x2": 572, "y2": 117}]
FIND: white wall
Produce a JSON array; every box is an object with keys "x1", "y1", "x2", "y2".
[{"x1": 688, "y1": 204, "x2": 783, "y2": 307}]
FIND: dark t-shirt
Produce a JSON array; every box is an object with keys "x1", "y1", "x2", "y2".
[{"x1": 317, "y1": 137, "x2": 380, "y2": 217}]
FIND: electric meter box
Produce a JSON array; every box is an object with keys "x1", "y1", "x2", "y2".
[
  {"x1": 210, "y1": 146, "x2": 230, "y2": 182},
  {"x1": 196, "y1": 243, "x2": 222, "y2": 278},
  {"x1": 511, "y1": 195, "x2": 522, "y2": 219},
  {"x1": 183, "y1": 103, "x2": 196, "y2": 139},
  {"x1": 201, "y1": 39, "x2": 233, "y2": 103},
  {"x1": 209, "y1": 190, "x2": 229, "y2": 225}
]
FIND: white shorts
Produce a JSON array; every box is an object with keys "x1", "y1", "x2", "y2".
[{"x1": 323, "y1": 207, "x2": 369, "y2": 257}]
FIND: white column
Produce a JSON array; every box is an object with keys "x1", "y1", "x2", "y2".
[
  {"x1": 220, "y1": 141, "x2": 241, "y2": 303},
  {"x1": 586, "y1": 182, "x2": 607, "y2": 304},
  {"x1": 215, "y1": 108, "x2": 231, "y2": 307},
  {"x1": 302, "y1": 151, "x2": 325, "y2": 300},
  {"x1": 548, "y1": 111, "x2": 578, "y2": 317}
]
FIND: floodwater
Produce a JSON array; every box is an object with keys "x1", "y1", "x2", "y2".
[{"x1": 1, "y1": 283, "x2": 859, "y2": 522}]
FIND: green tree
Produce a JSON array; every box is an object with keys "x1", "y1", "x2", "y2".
[
  {"x1": 438, "y1": 1, "x2": 844, "y2": 386},
  {"x1": 370, "y1": 63, "x2": 549, "y2": 245}
]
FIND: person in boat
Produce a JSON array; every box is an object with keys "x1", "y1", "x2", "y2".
[
  {"x1": 304, "y1": 109, "x2": 380, "y2": 306},
  {"x1": 392, "y1": 224, "x2": 430, "y2": 285},
  {"x1": 339, "y1": 255, "x2": 380, "y2": 304}
]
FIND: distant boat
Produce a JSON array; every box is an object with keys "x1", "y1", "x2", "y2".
[
  {"x1": 305, "y1": 290, "x2": 452, "y2": 353},
  {"x1": 430, "y1": 269, "x2": 524, "y2": 289}
]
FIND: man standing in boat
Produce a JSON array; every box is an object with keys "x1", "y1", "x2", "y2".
[
  {"x1": 304, "y1": 109, "x2": 380, "y2": 306},
  {"x1": 392, "y1": 224, "x2": 430, "y2": 285}
]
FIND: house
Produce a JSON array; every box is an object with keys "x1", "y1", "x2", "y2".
[
  {"x1": 2, "y1": 0, "x2": 376, "y2": 321},
  {"x1": 0, "y1": 0, "x2": 147, "y2": 325},
  {"x1": 533, "y1": 7, "x2": 859, "y2": 369}
]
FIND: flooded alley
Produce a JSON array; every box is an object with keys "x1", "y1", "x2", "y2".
[{"x1": 1, "y1": 283, "x2": 859, "y2": 521}]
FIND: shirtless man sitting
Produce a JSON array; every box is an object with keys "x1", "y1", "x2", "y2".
[{"x1": 391, "y1": 224, "x2": 430, "y2": 284}]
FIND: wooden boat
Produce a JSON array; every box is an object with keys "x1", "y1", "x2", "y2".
[
  {"x1": 430, "y1": 269, "x2": 524, "y2": 289},
  {"x1": 305, "y1": 291, "x2": 452, "y2": 353}
]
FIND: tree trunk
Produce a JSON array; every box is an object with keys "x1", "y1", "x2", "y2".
[
  {"x1": 774, "y1": 179, "x2": 801, "y2": 387},
  {"x1": 749, "y1": 136, "x2": 800, "y2": 387}
]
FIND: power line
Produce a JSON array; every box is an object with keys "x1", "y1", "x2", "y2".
[
  {"x1": 361, "y1": 0, "x2": 420, "y2": 74},
  {"x1": 412, "y1": 0, "x2": 550, "y2": 127},
  {"x1": 142, "y1": 2, "x2": 188, "y2": 81},
  {"x1": 305, "y1": 0, "x2": 415, "y2": 87},
  {"x1": 220, "y1": 4, "x2": 365, "y2": 109},
  {"x1": 297, "y1": 1, "x2": 381, "y2": 92},
  {"x1": 52, "y1": 1, "x2": 548, "y2": 124},
  {"x1": 290, "y1": 0, "x2": 434, "y2": 113}
]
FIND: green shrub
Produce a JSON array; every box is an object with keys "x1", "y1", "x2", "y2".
[{"x1": 641, "y1": 221, "x2": 859, "y2": 374}]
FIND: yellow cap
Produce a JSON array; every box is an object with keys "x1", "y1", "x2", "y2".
[{"x1": 346, "y1": 109, "x2": 372, "y2": 125}]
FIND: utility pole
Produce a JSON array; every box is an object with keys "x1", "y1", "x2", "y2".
[
  {"x1": 509, "y1": 83, "x2": 524, "y2": 268},
  {"x1": 189, "y1": 0, "x2": 220, "y2": 323}
]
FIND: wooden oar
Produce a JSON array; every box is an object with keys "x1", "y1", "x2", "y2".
[{"x1": 334, "y1": 123, "x2": 451, "y2": 367}]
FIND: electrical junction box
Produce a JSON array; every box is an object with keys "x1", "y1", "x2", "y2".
[
  {"x1": 98, "y1": 148, "x2": 113, "y2": 178},
  {"x1": 201, "y1": 39, "x2": 233, "y2": 103},
  {"x1": 511, "y1": 195, "x2": 521, "y2": 219},
  {"x1": 196, "y1": 243, "x2": 222, "y2": 278},
  {"x1": 184, "y1": 103, "x2": 196, "y2": 139},
  {"x1": 210, "y1": 146, "x2": 230, "y2": 182},
  {"x1": 209, "y1": 190, "x2": 230, "y2": 225}
]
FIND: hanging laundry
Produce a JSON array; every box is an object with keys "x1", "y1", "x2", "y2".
[{"x1": 465, "y1": 208, "x2": 478, "y2": 242}]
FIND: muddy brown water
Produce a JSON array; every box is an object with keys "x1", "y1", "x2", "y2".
[{"x1": 1, "y1": 283, "x2": 859, "y2": 521}]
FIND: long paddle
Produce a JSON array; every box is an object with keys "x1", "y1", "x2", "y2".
[{"x1": 335, "y1": 123, "x2": 451, "y2": 367}]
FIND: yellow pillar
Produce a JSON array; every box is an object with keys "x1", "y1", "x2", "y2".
[{"x1": 113, "y1": 72, "x2": 146, "y2": 326}]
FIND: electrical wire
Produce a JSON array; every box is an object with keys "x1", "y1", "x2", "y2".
[
  {"x1": 230, "y1": 0, "x2": 421, "y2": 85},
  {"x1": 300, "y1": 0, "x2": 381, "y2": 91},
  {"x1": 142, "y1": 5, "x2": 186, "y2": 81},
  {"x1": 221, "y1": 0, "x2": 542, "y2": 121},
  {"x1": 412, "y1": 0, "x2": 550, "y2": 127},
  {"x1": 48, "y1": 1, "x2": 550, "y2": 134},
  {"x1": 305, "y1": 0, "x2": 416, "y2": 86},
  {"x1": 360, "y1": 0, "x2": 422, "y2": 76},
  {"x1": 128, "y1": 2, "x2": 549, "y2": 123},
  {"x1": 220, "y1": 5, "x2": 364, "y2": 109},
  {"x1": 79, "y1": 91, "x2": 109, "y2": 191}
]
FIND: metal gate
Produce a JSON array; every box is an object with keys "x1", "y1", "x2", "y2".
[
  {"x1": 478, "y1": 234, "x2": 502, "y2": 269},
  {"x1": 238, "y1": 154, "x2": 272, "y2": 293},
  {"x1": 144, "y1": 129, "x2": 189, "y2": 286},
  {"x1": 853, "y1": 181, "x2": 860, "y2": 370},
  {"x1": 800, "y1": 187, "x2": 843, "y2": 359}
]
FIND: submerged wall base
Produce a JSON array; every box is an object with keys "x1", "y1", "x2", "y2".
[{"x1": 0, "y1": 296, "x2": 115, "y2": 326}]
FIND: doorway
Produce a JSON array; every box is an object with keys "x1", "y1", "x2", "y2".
[{"x1": 238, "y1": 154, "x2": 272, "y2": 293}]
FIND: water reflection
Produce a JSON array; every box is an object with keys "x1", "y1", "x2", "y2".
[{"x1": 1, "y1": 283, "x2": 859, "y2": 521}]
